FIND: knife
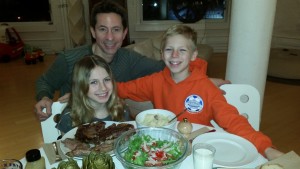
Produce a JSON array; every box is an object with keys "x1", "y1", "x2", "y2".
[{"x1": 188, "y1": 127, "x2": 216, "y2": 141}]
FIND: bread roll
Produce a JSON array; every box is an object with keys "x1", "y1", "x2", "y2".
[{"x1": 260, "y1": 164, "x2": 284, "y2": 169}]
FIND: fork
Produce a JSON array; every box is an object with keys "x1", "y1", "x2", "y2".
[
  {"x1": 168, "y1": 108, "x2": 187, "y2": 124},
  {"x1": 52, "y1": 142, "x2": 62, "y2": 162}
]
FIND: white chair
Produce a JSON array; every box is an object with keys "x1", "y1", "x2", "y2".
[
  {"x1": 41, "y1": 102, "x2": 67, "y2": 143},
  {"x1": 211, "y1": 84, "x2": 261, "y2": 131}
]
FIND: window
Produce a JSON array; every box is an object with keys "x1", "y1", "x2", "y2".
[
  {"x1": 205, "y1": 0, "x2": 227, "y2": 19},
  {"x1": 0, "y1": 0, "x2": 51, "y2": 22},
  {"x1": 142, "y1": 0, "x2": 227, "y2": 22}
]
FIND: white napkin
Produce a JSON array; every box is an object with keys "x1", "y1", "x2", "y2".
[
  {"x1": 255, "y1": 151, "x2": 300, "y2": 169},
  {"x1": 42, "y1": 141, "x2": 67, "y2": 165}
]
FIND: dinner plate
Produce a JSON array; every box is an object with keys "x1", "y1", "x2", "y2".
[
  {"x1": 60, "y1": 121, "x2": 136, "y2": 159},
  {"x1": 192, "y1": 132, "x2": 258, "y2": 167}
]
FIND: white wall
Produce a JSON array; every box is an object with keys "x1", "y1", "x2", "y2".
[{"x1": 272, "y1": 0, "x2": 300, "y2": 49}]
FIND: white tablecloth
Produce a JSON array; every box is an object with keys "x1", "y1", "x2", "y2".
[{"x1": 20, "y1": 122, "x2": 268, "y2": 169}]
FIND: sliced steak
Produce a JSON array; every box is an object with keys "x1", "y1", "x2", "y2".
[
  {"x1": 92, "y1": 123, "x2": 135, "y2": 144},
  {"x1": 63, "y1": 122, "x2": 134, "y2": 157},
  {"x1": 66, "y1": 147, "x2": 91, "y2": 157},
  {"x1": 61, "y1": 138, "x2": 90, "y2": 150},
  {"x1": 91, "y1": 142, "x2": 114, "y2": 153},
  {"x1": 75, "y1": 121, "x2": 106, "y2": 143}
]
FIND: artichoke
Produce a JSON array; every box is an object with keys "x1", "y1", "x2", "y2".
[
  {"x1": 56, "y1": 158, "x2": 80, "y2": 169},
  {"x1": 82, "y1": 152, "x2": 115, "y2": 169}
]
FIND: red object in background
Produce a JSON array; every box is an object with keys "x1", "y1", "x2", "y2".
[
  {"x1": 24, "y1": 45, "x2": 45, "y2": 65},
  {"x1": 0, "y1": 24, "x2": 24, "y2": 62}
]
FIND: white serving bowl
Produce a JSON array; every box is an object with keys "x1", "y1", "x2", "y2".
[{"x1": 135, "y1": 109, "x2": 177, "y2": 130}]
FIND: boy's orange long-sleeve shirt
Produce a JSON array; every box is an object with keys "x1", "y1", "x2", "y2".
[{"x1": 117, "y1": 58, "x2": 273, "y2": 156}]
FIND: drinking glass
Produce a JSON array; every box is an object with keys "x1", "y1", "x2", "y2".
[
  {"x1": 0, "y1": 159, "x2": 22, "y2": 169},
  {"x1": 193, "y1": 143, "x2": 216, "y2": 169}
]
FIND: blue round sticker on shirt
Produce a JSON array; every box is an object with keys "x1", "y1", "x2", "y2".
[{"x1": 185, "y1": 95, "x2": 204, "y2": 113}]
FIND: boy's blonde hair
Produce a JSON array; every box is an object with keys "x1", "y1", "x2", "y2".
[
  {"x1": 69, "y1": 55, "x2": 124, "y2": 127},
  {"x1": 161, "y1": 24, "x2": 198, "y2": 51}
]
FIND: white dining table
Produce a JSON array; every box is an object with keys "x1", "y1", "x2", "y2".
[{"x1": 20, "y1": 121, "x2": 268, "y2": 169}]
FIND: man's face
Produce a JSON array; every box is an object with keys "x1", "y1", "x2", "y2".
[{"x1": 90, "y1": 13, "x2": 128, "y2": 62}]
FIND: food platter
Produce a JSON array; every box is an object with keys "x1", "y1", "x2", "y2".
[
  {"x1": 192, "y1": 132, "x2": 259, "y2": 167},
  {"x1": 60, "y1": 121, "x2": 136, "y2": 159}
]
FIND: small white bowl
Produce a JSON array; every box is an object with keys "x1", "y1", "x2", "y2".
[{"x1": 135, "y1": 109, "x2": 177, "y2": 130}]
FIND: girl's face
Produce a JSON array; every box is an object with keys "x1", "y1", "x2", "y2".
[
  {"x1": 162, "y1": 34, "x2": 198, "y2": 82},
  {"x1": 87, "y1": 66, "x2": 113, "y2": 105}
]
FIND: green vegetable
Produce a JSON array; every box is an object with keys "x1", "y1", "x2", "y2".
[
  {"x1": 82, "y1": 151, "x2": 115, "y2": 169},
  {"x1": 124, "y1": 134, "x2": 182, "y2": 166},
  {"x1": 56, "y1": 158, "x2": 80, "y2": 169}
]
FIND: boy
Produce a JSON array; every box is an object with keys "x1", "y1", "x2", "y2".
[{"x1": 117, "y1": 24, "x2": 283, "y2": 160}]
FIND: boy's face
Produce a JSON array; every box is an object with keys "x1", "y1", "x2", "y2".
[
  {"x1": 90, "y1": 13, "x2": 128, "y2": 63},
  {"x1": 162, "y1": 34, "x2": 198, "y2": 81}
]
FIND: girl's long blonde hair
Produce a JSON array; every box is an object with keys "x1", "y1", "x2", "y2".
[{"x1": 68, "y1": 55, "x2": 124, "y2": 127}]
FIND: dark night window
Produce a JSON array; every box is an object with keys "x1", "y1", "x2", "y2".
[
  {"x1": 142, "y1": 0, "x2": 227, "y2": 22},
  {"x1": 0, "y1": 0, "x2": 51, "y2": 22}
]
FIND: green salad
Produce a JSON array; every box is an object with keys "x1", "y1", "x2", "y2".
[{"x1": 124, "y1": 134, "x2": 183, "y2": 166}]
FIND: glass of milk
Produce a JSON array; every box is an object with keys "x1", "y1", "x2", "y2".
[{"x1": 193, "y1": 143, "x2": 216, "y2": 169}]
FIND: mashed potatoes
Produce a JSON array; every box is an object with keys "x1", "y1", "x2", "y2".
[{"x1": 141, "y1": 114, "x2": 169, "y2": 127}]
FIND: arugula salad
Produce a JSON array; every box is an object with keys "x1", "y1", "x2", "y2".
[{"x1": 123, "y1": 134, "x2": 183, "y2": 166}]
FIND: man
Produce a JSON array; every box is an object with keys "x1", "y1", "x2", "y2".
[{"x1": 35, "y1": 0, "x2": 229, "y2": 121}]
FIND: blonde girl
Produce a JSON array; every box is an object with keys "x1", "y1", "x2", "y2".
[{"x1": 56, "y1": 55, "x2": 125, "y2": 133}]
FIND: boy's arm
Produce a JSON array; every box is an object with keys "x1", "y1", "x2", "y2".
[
  {"x1": 116, "y1": 75, "x2": 155, "y2": 102},
  {"x1": 265, "y1": 147, "x2": 284, "y2": 160}
]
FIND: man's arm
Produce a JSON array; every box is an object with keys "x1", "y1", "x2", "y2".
[
  {"x1": 127, "y1": 50, "x2": 165, "y2": 80},
  {"x1": 209, "y1": 78, "x2": 231, "y2": 87},
  {"x1": 35, "y1": 55, "x2": 69, "y2": 100},
  {"x1": 34, "y1": 96, "x2": 53, "y2": 121},
  {"x1": 189, "y1": 58, "x2": 231, "y2": 88},
  {"x1": 111, "y1": 49, "x2": 165, "y2": 82},
  {"x1": 35, "y1": 55, "x2": 69, "y2": 121}
]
